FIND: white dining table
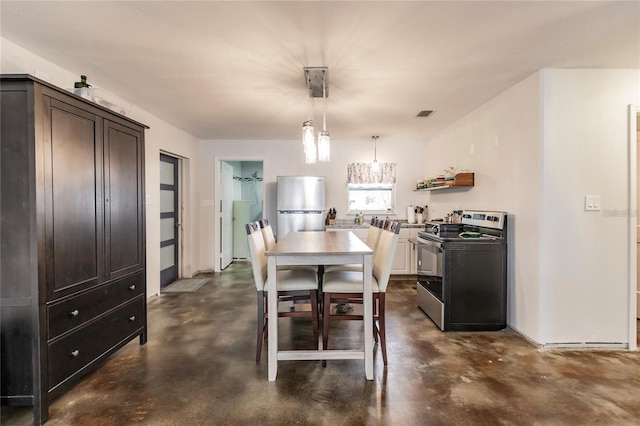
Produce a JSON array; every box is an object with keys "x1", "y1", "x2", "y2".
[{"x1": 265, "y1": 230, "x2": 374, "y2": 381}]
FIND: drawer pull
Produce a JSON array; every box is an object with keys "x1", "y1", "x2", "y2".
[
  {"x1": 128, "y1": 284, "x2": 136, "y2": 291},
  {"x1": 71, "y1": 350, "x2": 80, "y2": 358},
  {"x1": 129, "y1": 316, "x2": 136, "y2": 322},
  {"x1": 70, "y1": 309, "x2": 79, "y2": 317}
]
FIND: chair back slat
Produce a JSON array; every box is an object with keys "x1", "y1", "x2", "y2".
[
  {"x1": 259, "y1": 219, "x2": 276, "y2": 251},
  {"x1": 365, "y1": 221, "x2": 383, "y2": 250},
  {"x1": 373, "y1": 221, "x2": 401, "y2": 292},
  {"x1": 246, "y1": 222, "x2": 267, "y2": 290}
]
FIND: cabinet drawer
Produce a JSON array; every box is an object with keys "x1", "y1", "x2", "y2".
[
  {"x1": 48, "y1": 297, "x2": 144, "y2": 390},
  {"x1": 47, "y1": 272, "x2": 143, "y2": 339}
]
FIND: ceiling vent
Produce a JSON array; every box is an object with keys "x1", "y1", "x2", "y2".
[{"x1": 416, "y1": 110, "x2": 434, "y2": 117}]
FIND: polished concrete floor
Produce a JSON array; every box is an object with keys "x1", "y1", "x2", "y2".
[{"x1": 3, "y1": 262, "x2": 640, "y2": 425}]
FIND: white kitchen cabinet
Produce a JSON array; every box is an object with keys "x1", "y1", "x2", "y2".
[{"x1": 390, "y1": 228, "x2": 412, "y2": 275}]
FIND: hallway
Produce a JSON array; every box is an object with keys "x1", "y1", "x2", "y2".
[{"x1": 3, "y1": 262, "x2": 639, "y2": 425}]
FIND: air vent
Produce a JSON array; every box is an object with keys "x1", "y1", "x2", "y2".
[{"x1": 416, "y1": 110, "x2": 434, "y2": 117}]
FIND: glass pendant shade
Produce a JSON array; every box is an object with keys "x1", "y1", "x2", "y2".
[
  {"x1": 305, "y1": 142, "x2": 317, "y2": 164},
  {"x1": 302, "y1": 120, "x2": 315, "y2": 147},
  {"x1": 317, "y1": 131, "x2": 330, "y2": 162},
  {"x1": 302, "y1": 120, "x2": 317, "y2": 164}
]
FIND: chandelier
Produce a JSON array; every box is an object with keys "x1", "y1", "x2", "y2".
[{"x1": 302, "y1": 67, "x2": 330, "y2": 164}]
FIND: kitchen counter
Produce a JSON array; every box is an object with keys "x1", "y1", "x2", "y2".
[{"x1": 326, "y1": 219, "x2": 425, "y2": 230}]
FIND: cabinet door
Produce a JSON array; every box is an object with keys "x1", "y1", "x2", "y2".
[
  {"x1": 390, "y1": 240, "x2": 410, "y2": 275},
  {"x1": 104, "y1": 120, "x2": 145, "y2": 279},
  {"x1": 44, "y1": 98, "x2": 104, "y2": 299}
]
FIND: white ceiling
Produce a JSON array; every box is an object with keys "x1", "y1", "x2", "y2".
[{"x1": 1, "y1": 1, "x2": 638, "y2": 142}]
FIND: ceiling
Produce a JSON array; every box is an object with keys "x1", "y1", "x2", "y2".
[{"x1": 1, "y1": 1, "x2": 638, "y2": 142}]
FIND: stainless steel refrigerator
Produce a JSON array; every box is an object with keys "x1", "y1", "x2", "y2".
[{"x1": 276, "y1": 176, "x2": 326, "y2": 239}]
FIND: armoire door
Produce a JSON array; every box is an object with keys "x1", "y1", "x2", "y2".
[
  {"x1": 44, "y1": 97, "x2": 104, "y2": 300},
  {"x1": 104, "y1": 120, "x2": 145, "y2": 280}
]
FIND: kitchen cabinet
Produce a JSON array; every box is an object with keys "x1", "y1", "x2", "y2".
[
  {"x1": 0, "y1": 75, "x2": 147, "y2": 424},
  {"x1": 415, "y1": 172, "x2": 474, "y2": 191}
]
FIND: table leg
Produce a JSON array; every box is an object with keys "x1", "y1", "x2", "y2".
[
  {"x1": 267, "y1": 256, "x2": 278, "y2": 381},
  {"x1": 363, "y1": 254, "x2": 373, "y2": 380}
]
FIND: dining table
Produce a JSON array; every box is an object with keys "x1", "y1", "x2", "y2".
[{"x1": 265, "y1": 230, "x2": 374, "y2": 381}]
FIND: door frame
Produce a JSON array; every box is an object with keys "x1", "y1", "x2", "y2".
[
  {"x1": 160, "y1": 152, "x2": 181, "y2": 286},
  {"x1": 214, "y1": 155, "x2": 266, "y2": 272},
  {"x1": 627, "y1": 104, "x2": 638, "y2": 350}
]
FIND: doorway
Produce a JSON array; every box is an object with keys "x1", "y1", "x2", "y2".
[
  {"x1": 160, "y1": 153, "x2": 179, "y2": 286},
  {"x1": 219, "y1": 160, "x2": 264, "y2": 270}
]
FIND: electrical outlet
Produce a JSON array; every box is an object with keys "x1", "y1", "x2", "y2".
[
  {"x1": 470, "y1": 144, "x2": 475, "y2": 155},
  {"x1": 493, "y1": 136, "x2": 499, "y2": 148},
  {"x1": 584, "y1": 195, "x2": 601, "y2": 211}
]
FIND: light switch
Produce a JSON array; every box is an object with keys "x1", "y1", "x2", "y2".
[{"x1": 585, "y1": 195, "x2": 601, "y2": 211}]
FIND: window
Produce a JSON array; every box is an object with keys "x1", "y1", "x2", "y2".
[
  {"x1": 346, "y1": 161, "x2": 397, "y2": 213},
  {"x1": 347, "y1": 183, "x2": 395, "y2": 213}
]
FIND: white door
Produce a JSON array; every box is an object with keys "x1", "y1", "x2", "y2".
[{"x1": 221, "y1": 162, "x2": 233, "y2": 269}]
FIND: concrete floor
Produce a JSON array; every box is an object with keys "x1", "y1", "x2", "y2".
[{"x1": 3, "y1": 262, "x2": 640, "y2": 425}]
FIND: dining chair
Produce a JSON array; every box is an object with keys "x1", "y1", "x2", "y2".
[
  {"x1": 324, "y1": 217, "x2": 383, "y2": 273},
  {"x1": 321, "y1": 220, "x2": 401, "y2": 366},
  {"x1": 246, "y1": 221, "x2": 319, "y2": 362},
  {"x1": 259, "y1": 219, "x2": 318, "y2": 273}
]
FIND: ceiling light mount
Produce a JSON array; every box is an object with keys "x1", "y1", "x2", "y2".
[{"x1": 304, "y1": 66, "x2": 329, "y2": 98}]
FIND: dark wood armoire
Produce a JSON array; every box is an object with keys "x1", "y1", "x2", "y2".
[{"x1": 1, "y1": 75, "x2": 147, "y2": 424}]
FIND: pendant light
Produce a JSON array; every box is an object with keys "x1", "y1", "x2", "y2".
[
  {"x1": 371, "y1": 135, "x2": 380, "y2": 171},
  {"x1": 303, "y1": 120, "x2": 316, "y2": 164},
  {"x1": 302, "y1": 67, "x2": 330, "y2": 164},
  {"x1": 317, "y1": 71, "x2": 330, "y2": 162}
]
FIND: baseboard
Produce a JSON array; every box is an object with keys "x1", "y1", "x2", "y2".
[{"x1": 542, "y1": 342, "x2": 628, "y2": 350}]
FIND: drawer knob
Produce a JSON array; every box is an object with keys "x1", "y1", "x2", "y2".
[
  {"x1": 71, "y1": 350, "x2": 80, "y2": 357},
  {"x1": 128, "y1": 284, "x2": 136, "y2": 290},
  {"x1": 129, "y1": 316, "x2": 136, "y2": 322},
  {"x1": 70, "y1": 309, "x2": 79, "y2": 317}
]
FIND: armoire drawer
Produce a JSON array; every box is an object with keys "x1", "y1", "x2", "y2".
[
  {"x1": 48, "y1": 297, "x2": 144, "y2": 391},
  {"x1": 47, "y1": 271, "x2": 144, "y2": 339}
]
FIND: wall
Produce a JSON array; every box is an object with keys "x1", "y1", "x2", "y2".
[
  {"x1": 1, "y1": 38, "x2": 202, "y2": 297},
  {"x1": 199, "y1": 138, "x2": 427, "y2": 271},
  {"x1": 425, "y1": 69, "x2": 640, "y2": 346},
  {"x1": 422, "y1": 73, "x2": 543, "y2": 343},
  {"x1": 540, "y1": 69, "x2": 639, "y2": 345}
]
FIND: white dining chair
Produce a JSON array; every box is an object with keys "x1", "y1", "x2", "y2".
[
  {"x1": 246, "y1": 221, "x2": 319, "y2": 362},
  {"x1": 324, "y1": 217, "x2": 383, "y2": 273},
  {"x1": 321, "y1": 220, "x2": 401, "y2": 366},
  {"x1": 259, "y1": 219, "x2": 318, "y2": 273}
]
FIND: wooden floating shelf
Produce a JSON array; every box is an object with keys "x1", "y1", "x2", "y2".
[{"x1": 415, "y1": 172, "x2": 474, "y2": 191}]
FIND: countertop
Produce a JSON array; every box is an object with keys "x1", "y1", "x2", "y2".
[{"x1": 326, "y1": 219, "x2": 425, "y2": 230}]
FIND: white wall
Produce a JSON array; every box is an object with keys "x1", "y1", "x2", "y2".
[
  {"x1": 425, "y1": 69, "x2": 640, "y2": 346},
  {"x1": 423, "y1": 73, "x2": 543, "y2": 343},
  {"x1": 1, "y1": 38, "x2": 202, "y2": 297},
  {"x1": 199, "y1": 138, "x2": 427, "y2": 272},
  {"x1": 540, "y1": 69, "x2": 639, "y2": 345}
]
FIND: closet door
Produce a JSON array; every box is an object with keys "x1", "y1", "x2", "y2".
[
  {"x1": 104, "y1": 120, "x2": 145, "y2": 280},
  {"x1": 44, "y1": 97, "x2": 104, "y2": 300}
]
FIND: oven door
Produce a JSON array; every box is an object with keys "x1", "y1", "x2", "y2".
[
  {"x1": 416, "y1": 240, "x2": 445, "y2": 329},
  {"x1": 417, "y1": 241, "x2": 443, "y2": 298}
]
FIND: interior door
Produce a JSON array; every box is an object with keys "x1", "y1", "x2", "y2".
[
  {"x1": 221, "y1": 161, "x2": 233, "y2": 269},
  {"x1": 160, "y1": 154, "x2": 179, "y2": 286}
]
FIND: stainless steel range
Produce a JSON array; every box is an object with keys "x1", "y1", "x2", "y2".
[{"x1": 416, "y1": 210, "x2": 508, "y2": 331}]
